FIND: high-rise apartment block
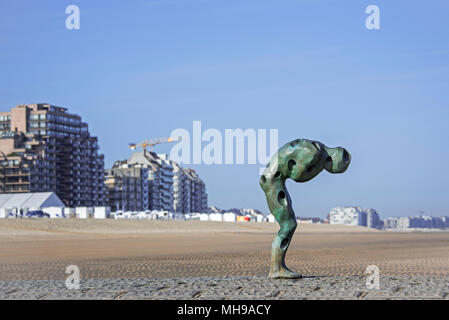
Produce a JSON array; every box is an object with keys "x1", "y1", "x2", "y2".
[
  {"x1": 107, "y1": 150, "x2": 208, "y2": 213},
  {"x1": 0, "y1": 104, "x2": 105, "y2": 206},
  {"x1": 172, "y1": 162, "x2": 207, "y2": 214},
  {"x1": 128, "y1": 150, "x2": 174, "y2": 212},
  {"x1": 104, "y1": 160, "x2": 149, "y2": 212},
  {"x1": 365, "y1": 208, "x2": 383, "y2": 229}
]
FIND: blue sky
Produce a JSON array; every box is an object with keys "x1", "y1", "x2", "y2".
[{"x1": 1, "y1": 0, "x2": 448, "y2": 218}]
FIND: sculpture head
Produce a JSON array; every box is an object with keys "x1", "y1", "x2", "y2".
[
  {"x1": 278, "y1": 140, "x2": 351, "y2": 183},
  {"x1": 323, "y1": 146, "x2": 351, "y2": 174}
]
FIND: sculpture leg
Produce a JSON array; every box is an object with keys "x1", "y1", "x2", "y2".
[
  {"x1": 268, "y1": 188, "x2": 301, "y2": 279},
  {"x1": 270, "y1": 213, "x2": 301, "y2": 279}
]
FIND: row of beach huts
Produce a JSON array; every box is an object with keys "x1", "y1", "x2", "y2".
[{"x1": 0, "y1": 206, "x2": 277, "y2": 223}]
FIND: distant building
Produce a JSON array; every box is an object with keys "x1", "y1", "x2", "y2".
[
  {"x1": 177, "y1": 165, "x2": 207, "y2": 214},
  {"x1": 158, "y1": 153, "x2": 207, "y2": 214},
  {"x1": 172, "y1": 162, "x2": 187, "y2": 213},
  {"x1": 329, "y1": 206, "x2": 367, "y2": 227},
  {"x1": 128, "y1": 150, "x2": 173, "y2": 211},
  {"x1": 384, "y1": 217, "x2": 398, "y2": 229},
  {"x1": 366, "y1": 208, "x2": 383, "y2": 229},
  {"x1": 151, "y1": 154, "x2": 175, "y2": 212},
  {"x1": 0, "y1": 104, "x2": 105, "y2": 207},
  {"x1": 112, "y1": 150, "x2": 208, "y2": 213},
  {"x1": 104, "y1": 160, "x2": 149, "y2": 212},
  {"x1": 329, "y1": 206, "x2": 383, "y2": 229},
  {"x1": 386, "y1": 215, "x2": 449, "y2": 230},
  {"x1": 297, "y1": 217, "x2": 323, "y2": 224},
  {"x1": 397, "y1": 217, "x2": 411, "y2": 229}
]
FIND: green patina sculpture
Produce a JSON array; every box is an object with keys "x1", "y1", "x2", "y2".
[{"x1": 260, "y1": 139, "x2": 351, "y2": 279}]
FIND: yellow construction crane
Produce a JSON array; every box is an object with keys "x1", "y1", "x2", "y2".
[{"x1": 128, "y1": 137, "x2": 181, "y2": 152}]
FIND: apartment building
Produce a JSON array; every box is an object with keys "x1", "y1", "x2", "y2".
[
  {"x1": 104, "y1": 160, "x2": 149, "y2": 212},
  {"x1": 366, "y1": 208, "x2": 383, "y2": 229},
  {"x1": 329, "y1": 206, "x2": 383, "y2": 229},
  {"x1": 172, "y1": 162, "x2": 208, "y2": 214},
  {"x1": 384, "y1": 217, "x2": 398, "y2": 229},
  {"x1": 183, "y1": 167, "x2": 208, "y2": 213},
  {"x1": 173, "y1": 162, "x2": 188, "y2": 213},
  {"x1": 329, "y1": 206, "x2": 367, "y2": 226},
  {"x1": 0, "y1": 104, "x2": 105, "y2": 206},
  {"x1": 154, "y1": 154, "x2": 175, "y2": 211},
  {"x1": 113, "y1": 150, "x2": 208, "y2": 213},
  {"x1": 387, "y1": 216, "x2": 449, "y2": 229},
  {"x1": 128, "y1": 150, "x2": 174, "y2": 212}
]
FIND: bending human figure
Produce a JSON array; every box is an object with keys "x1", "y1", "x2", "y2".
[{"x1": 260, "y1": 139, "x2": 351, "y2": 279}]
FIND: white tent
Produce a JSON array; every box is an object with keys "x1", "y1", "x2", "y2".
[{"x1": 0, "y1": 192, "x2": 65, "y2": 209}]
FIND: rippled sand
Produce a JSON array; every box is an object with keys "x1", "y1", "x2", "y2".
[{"x1": 0, "y1": 219, "x2": 448, "y2": 281}]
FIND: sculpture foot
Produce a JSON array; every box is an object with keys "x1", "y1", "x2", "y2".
[{"x1": 269, "y1": 267, "x2": 302, "y2": 279}]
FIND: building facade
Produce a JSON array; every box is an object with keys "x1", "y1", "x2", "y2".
[
  {"x1": 329, "y1": 207, "x2": 384, "y2": 230},
  {"x1": 114, "y1": 150, "x2": 208, "y2": 213},
  {"x1": 154, "y1": 154, "x2": 175, "y2": 211},
  {"x1": 384, "y1": 217, "x2": 398, "y2": 229},
  {"x1": 0, "y1": 104, "x2": 105, "y2": 206},
  {"x1": 366, "y1": 208, "x2": 383, "y2": 229},
  {"x1": 104, "y1": 160, "x2": 149, "y2": 212},
  {"x1": 386, "y1": 215, "x2": 449, "y2": 229},
  {"x1": 181, "y1": 166, "x2": 207, "y2": 214},
  {"x1": 128, "y1": 150, "x2": 174, "y2": 212},
  {"x1": 329, "y1": 206, "x2": 367, "y2": 226},
  {"x1": 172, "y1": 162, "x2": 188, "y2": 213}
]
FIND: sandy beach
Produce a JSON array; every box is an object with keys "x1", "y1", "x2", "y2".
[
  {"x1": 1, "y1": 219, "x2": 449, "y2": 280},
  {"x1": 1, "y1": 219, "x2": 449, "y2": 299}
]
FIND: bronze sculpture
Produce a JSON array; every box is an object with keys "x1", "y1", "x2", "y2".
[{"x1": 260, "y1": 139, "x2": 351, "y2": 279}]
